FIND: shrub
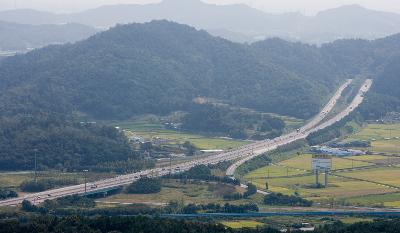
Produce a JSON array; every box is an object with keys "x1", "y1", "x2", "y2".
[
  {"x1": 244, "y1": 183, "x2": 257, "y2": 197},
  {"x1": 264, "y1": 193, "x2": 313, "y2": 207},
  {"x1": 0, "y1": 189, "x2": 18, "y2": 200},
  {"x1": 125, "y1": 178, "x2": 162, "y2": 194}
]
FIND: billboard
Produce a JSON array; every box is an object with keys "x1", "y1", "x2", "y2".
[{"x1": 312, "y1": 155, "x2": 332, "y2": 171}]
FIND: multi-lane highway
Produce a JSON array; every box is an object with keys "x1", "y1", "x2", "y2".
[
  {"x1": 0, "y1": 79, "x2": 372, "y2": 207},
  {"x1": 226, "y1": 79, "x2": 372, "y2": 176}
]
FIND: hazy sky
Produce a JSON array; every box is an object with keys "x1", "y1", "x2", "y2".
[{"x1": 1, "y1": 0, "x2": 400, "y2": 15}]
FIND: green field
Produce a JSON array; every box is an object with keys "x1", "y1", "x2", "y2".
[
  {"x1": 245, "y1": 165, "x2": 308, "y2": 179},
  {"x1": 221, "y1": 220, "x2": 265, "y2": 229},
  {"x1": 344, "y1": 124, "x2": 400, "y2": 154},
  {"x1": 99, "y1": 180, "x2": 261, "y2": 206},
  {"x1": 117, "y1": 121, "x2": 250, "y2": 150},
  {"x1": 345, "y1": 124, "x2": 400, "y2": 141},
  {"x1": 0, "y1": 173, "x2": 33, "y2": 189},
  {"x1": 277, "y1": 154, "x2": 371, "y2": 171},
  {"x1": 113, "y1": 115, "x2": 304, "y2": 151},
  {"x1": 370, "y1": 140, "x2": 400, "y2": 153},
  {"x1": 250, "y1": 173, "x2": 394, "y2": 200},
  {"x1": 348, "y1": 155, "x2": 398, "y2": 162},
  {"x1": 244, "y1": 152, "x2": 398, "y2": 205},
  {"x1": 345, "y1": 192, "x2": 400, "y2": 208},
  {"x1": 341, "y1": 167, "x2": 400, "y2": 187},
  {"x1": 0, "y1": 172, "x2": 113, "y2": 193},
  {"x1": 241, "y1": 124, "x2": 400, "y2": 207}
]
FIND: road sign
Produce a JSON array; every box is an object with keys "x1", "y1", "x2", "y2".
[{"x1": 312, "y1": 155, "x2": 332, "y2": 171}]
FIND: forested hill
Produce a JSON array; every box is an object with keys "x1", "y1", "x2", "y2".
[
  {"x1": 250, "y1": 39, "x2": 342, "y2": 89},
  {"x1": 0, "y1": 20, "x2": 331, "y2": 120},
  {"x1": 1, "y1": 20, "x2": 399, "y2": 122},
  {"x1": 250, "y1": 34, "x2": 400, "y2": 118},
  {"x1": 0, "y1": 20, "x2": 399, "y2": 171}
]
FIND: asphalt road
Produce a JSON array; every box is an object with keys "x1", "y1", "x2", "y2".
[
  {"x1": 225, "y1": 79, "x2": 368, "y2": 176},
  {"x1": 0, "y1": 79, "x2": 373, "y2": 207}
]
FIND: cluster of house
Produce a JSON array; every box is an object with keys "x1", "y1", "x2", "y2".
[
  {"x1": 310, "y1": 146, "x2": 365, "y2": 157},
  {"x1": 367, "y1": 112, "x2": 400, "y2": 124}
]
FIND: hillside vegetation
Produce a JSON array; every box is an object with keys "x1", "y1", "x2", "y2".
[
  {"x1": 0, "y1": 21, "x2": 329, "y2": 120},
  {"x1": 0, "y1": 20, "x2": 399, "y2": 170},
  {"x1": 0, "y1": 115, "x2": 144, "y2": 172}
]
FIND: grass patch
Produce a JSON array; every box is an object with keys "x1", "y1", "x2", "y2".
[
  {"x1": 243, "y1": 152, "x2": 391, "y2": 203},
  {"x1": 118, "y1": 121, "x2": 249, "y2": 150},
  {"x1": 0, "y1": 173, "x2": 32, "y2": 189},
  {"x1": 345, "y1": 192, "x2": 400, "y2": 208},
  {"x1": 341, "y1": 167, "x2": 400, "y2": 187},
  {"x1": 257, "y1": 174, "x2": 392, "y2": 198},
  {"x1": 0, "y1": 172, "x2": 114, "y2": 192},
  {"x1": 343, "y1": 124, "x2": 400, "y2": 154},
  {"x1": 221, "y1": 220, "x2": 265, "y2": 229},
  {"x1": 246, "y1": 166, "x2": 395, "y2": 202},
  {"x1": 348, "y1": 155, "x2": 398, "y2": 162},
  {"x1": 277, "y1": 154, "x2": 371, "y2": 171},
  {"x1": 245, "y1": 165, "x2": 308, "y2": 180},
  {"x1": 99, "y1": 180, "x2": 257, "y2": 206},
  {"x1": 345, "y1": 124, "x2": 400, "y2": 141},
  {"x1": 371, "y1": 140, "x2": 400, "y2": 154},
  {"x1": 339, "y1": 217, "x2": 373, "y2": 224}
]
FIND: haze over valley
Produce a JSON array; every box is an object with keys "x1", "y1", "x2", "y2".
[{"x1": 1, "y1": 0, "x2": 400, "y2": 49}]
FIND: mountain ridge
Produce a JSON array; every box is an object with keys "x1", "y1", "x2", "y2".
[
  {"x1": 0, "y1": 20, "x2": 333, "y2": 120},
  {"x1": 1, "y1": 1, "x2": 399, "y2": 44},
  {"x1": 0, "y1": 20, "x2": 97, "y2": 51}
]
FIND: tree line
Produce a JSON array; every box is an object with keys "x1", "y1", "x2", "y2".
[{"x1": 1, "y1": 215, "x2": 400, "y2": 233}]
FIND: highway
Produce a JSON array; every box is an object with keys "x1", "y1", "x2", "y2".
[
  {"x1": 225, "y1": 79, "x2": 369, "y2": 176},
  {"x1": 0, "y1": 79, "x2": 372, "y2": 207}
]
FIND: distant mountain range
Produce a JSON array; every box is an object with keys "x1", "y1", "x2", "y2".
[
  {"x1": 1, "y1": 0, "x2": 400, "y2": 44},
  {"x1": 0, "y1": 21, "x2": 97, "y2": 51}
]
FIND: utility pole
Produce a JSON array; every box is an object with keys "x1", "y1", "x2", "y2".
[
  {"x1": 324, "y1": 169, "x2": 329, "y2": 187},
  {"x1": 34, "y1": 149, "x2": 38, "y2": 182},
  {"x1": 83, "y1": 170, "x2": 89, "y2": 194},
  {"x1": 169, "y1": 157, "x2": 172, "y2": 177}
]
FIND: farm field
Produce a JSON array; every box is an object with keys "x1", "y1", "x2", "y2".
[
  {"x1": 340, "y1": 167, "x2": 400, "y2": 187},
  {"x1": 370, "y1": 140, "x2": 400, "y2": 153},
  {"x1": 277, "y1": 154, "x2": 372, "y2": 171},
  {"x1": 0, "y1": 172, "x2": 113, "y2": 193},
  {"x1": 345, "y1": 124, "x2": 400, "y2": 141},
  {"x1": 220, "y1": 220, "x2": 265, "y2": 229},
  {"x1": 245, "y1": 165, "x2": 308, "y2": 179},
  {"x1": 348, "y1": 155, "x2": 398, "y2": 162},
  {"x1": 0, "y1": 173, "x2": 33, "y2": 189},
  {"x1": 115, "y1": 121, "x2": 250, "y2": 150},
  {"x1": 344, "y1": 124, "x2": 400, "y2": 154},
  {"x1": 99, "y1": 180, "x2": 260, "y2": 206},
  {"x1": 345, "y1": 192, "x2": 400, "y2": 208},
  {"x1": 241, "y1": 124, "x2": 400, "y2": 207},
  {"x1": 250, "y1": 173, "x2": 394, "y2": 200}
]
